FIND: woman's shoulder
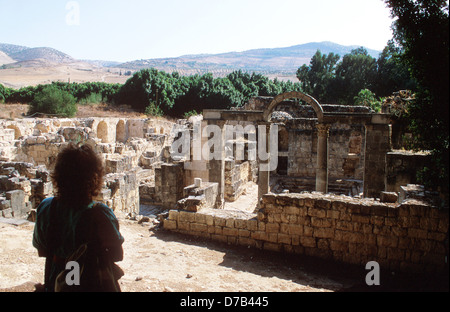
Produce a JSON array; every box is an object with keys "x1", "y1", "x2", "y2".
[
  {"x1": 40, "y1": 197, "x2": 54, "y2": 207},
  {"x1": 92, "y1": 202, "x2": 119, "y2": 222},
  {"x1": 36, "y1": 197, "x2": 55, "y2": 215}
]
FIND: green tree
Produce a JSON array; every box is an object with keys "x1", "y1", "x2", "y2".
[
  {"x1": 296, "y1": 50, "x2": 340, "y2": 102},
  {"x1": 334, "y1": 47, "x2": 378, "y2": 105},
  {"x1": 384, "y1": 0, "x2": 449, "y2": 197},
  {"x1": 28, "y1": 85, "x2": 77, "y2": 117},
  {"x1": 116, "y1": 68, "x2": 185, "y2": 113},
  {"x1": 375, "y1": 40, "x2": 417, "y2": 97}
]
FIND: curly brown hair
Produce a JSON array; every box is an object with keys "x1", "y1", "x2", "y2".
[{"x1": 51, "y1": 143, "x2": 105, "y2": 207}]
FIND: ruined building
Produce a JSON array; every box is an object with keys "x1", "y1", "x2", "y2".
[{"x1": 0, "y1": 91, "x2": 448, "y2": 276}]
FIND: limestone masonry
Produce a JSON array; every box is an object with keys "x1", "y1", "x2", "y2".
[{"x1": 1, "y1": 93, "x2": 448, "y2": 276}]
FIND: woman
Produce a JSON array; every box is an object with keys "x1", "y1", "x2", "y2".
[{"x1": 33, "y1": 143, "x2": 124, "y2": 292}]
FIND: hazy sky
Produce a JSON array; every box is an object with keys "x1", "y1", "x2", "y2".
[{"x1": 0, "y1": 0, "x2": 394, "y2": 62}]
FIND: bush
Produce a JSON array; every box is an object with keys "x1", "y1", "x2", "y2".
[
  {"x1": 78, "y1": 92, "x2": 103, "y2": 105},
  {"x1": 354, "y1": 89, "x2": 381, "y2": 112},
  {"x1": 183, "y1": 110, "x2": 199, "y2": 119},
  {"x1": 28, "y1": 85, "x2": 77, "y2": 117},
  {"x1": 0, "y1": 83, "x2": 11, "y2": 103},
  {"x1": 144, "y1": 102, "x2": 164, "y2": 117}
]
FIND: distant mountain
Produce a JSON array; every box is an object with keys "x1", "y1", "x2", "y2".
[
  {"x1": 116, "y1": 41, "x2": 381, "y2": 76},
  {"x1": 0, "y1": 41, "x2": 381, "y2": 77},
  {"x1": 0, "y1": 43, "x2": 74, "y2": 64},
  {"x1": 82, "y1": 59, "x2": 122, "y2": 67},
  {"x1": 0, "y1": 43, "x2": 29, "y2": 56}
]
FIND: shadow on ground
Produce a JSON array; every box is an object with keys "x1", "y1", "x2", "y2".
[{"x1": 151, "y1": 228, "x2": 449, "y2": 292}]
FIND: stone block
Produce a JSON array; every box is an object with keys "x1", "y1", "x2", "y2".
[
  {"x1": 307, "y1": 207, "x2": 326, "y2": 218},
  {"x1": 205, "y1": 214, "x2": 214, "y2": 226},
  {"x1": 194, "y1": 213, "x2": 206, "y2": 224},
  {"x1": 2, "y1": 208, "x2": 13, "y2": 218},
  {"x1": 223, "y1": 227, "x2": 238, "y2": 236},
  {"x1": 315, "y1": 198, "x2": 332, "y2": 209},
  {"x1": 376, "y1": 235, "x2": 399, "y2": 248},
  {"x1": 288, "y1": 224, "x2": 303, "y2": 235},
  {"x1": 247, "y1": 219, "x2": 258, "y2": 231},
  {"x1": 326, "y1": 210, "x2": 340, "y2": 219},
  {"x1": 311, "y1": 217, "x2": 332, "y2": 228},
  {"x1": 300, "y1": 236, "x2": 316, "y2": 248},
  {"x1": 238, "y1": 229, "x2": 250, "y2": 237},
  {"x1": 0, "y1": 199, "x2": 10, "y2": 210},
  {"x1": 278, "y1": 233, "x2": 291, "y2": 245},
  {"x1": 407, "y1": 228, "x2": 428, "y2": 239},
  {"x1": 380, "y1": 191, "x2": 398, "y2": 203},
  {"x1": 234, "y1": 219, "x2": 247, "y2": 229},
  {"x1": 265, "y1": 222, "x2": 279, "y2": 233},
  {"x1": 168, "y1": 210, "x2": 179, "y2": 221},
  {"x1": 190, "y1": 223, "x2": 207, "y2": 233},
  {"x1": 351, "y1": 214, "x2": 370, "y2": 224},
  {"x1": 179, "y1": 211, "x2": 196, "y2": 223},
  {"x1": 313, "y1": 227, "x2": 335, "y2": 239},
  {"x1": 178, "y1": 221, "x2": 190, "y2": 231},
  {"x1": 336, "y1": 220, "x2": 353, "y2": 231},
  {"x1": 6, "y1": 190, "x2": 28, "y2": 218},
  {"x1": 163, "y1": 219, "x2": 177, "y2": 230}
]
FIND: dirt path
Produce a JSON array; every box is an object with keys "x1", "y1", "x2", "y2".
[{"x1": 0, "y1": 215, "x2": 355, "y2": 293}]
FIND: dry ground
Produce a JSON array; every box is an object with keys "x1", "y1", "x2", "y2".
[
  {"x1": 0, "y1": 103, "x2": 146, "y2": 119},
  {"x1": 0, "y1": 216, "x2": 350, "y2": 293},
  {"x1": 0, "y1": 64, "x2": 129, "y2": 89}
]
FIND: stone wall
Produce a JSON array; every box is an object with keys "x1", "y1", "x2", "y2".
[
  {"x1": 0, "y1": 117, "x2": 181, "y2": 217},
  {"x1": 163, "y1": 192, "x2": 449, "y2": 274},
  {"x1": 283, "y1": 119, "x2": 365, "y2": 182},
  {"x1": 386, "y1": 151, "x2": 431, "y2": 193},
  {"x1": 94, "y1": 169, "x2": 140, "y2": 215},
  {"x1": 0, "y1": 162, "x2": 53, "y2": 219},
  {"x1": 224, "y1": 160, "x2": 253, "y2": 202}
]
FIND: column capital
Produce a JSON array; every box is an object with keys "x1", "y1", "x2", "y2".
[{"x1": 316, "y1": 123, "x2": 330, "y2": 138}]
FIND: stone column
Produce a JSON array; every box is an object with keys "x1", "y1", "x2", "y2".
[
  {"x1": 316, "y1": 123, "x2": 330, "y2": 193},
  {"x1": 363, "y1": 123, "x2": 392, "y2": 198},
  {"x1": 207, "y1": 120, "x2": 226, "y2": 209},
  {"x1": 258, "y1": 122, "x2": 271, "y2": 206}
]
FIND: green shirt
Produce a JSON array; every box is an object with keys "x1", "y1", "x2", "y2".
[{"x1": 32, "y1": 197, "x2": 124, "y2": 291}]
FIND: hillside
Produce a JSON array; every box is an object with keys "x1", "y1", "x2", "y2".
[
  {"x1": 0, "y1": 43, "x2": 29, "y2": 56},
  {"x1": 0, "y1": 51, "x2": 15, "y2": 66},
  {"x1": 117, "y1": 41, "x2": 381, "y2": 76},
  {"x1": 9, "y1": 47, "x2": 74, "y2": 63},
  {"x1": 0, "y1": 41, "x2": 381, "y2": 87}
]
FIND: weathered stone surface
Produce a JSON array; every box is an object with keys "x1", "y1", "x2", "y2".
[{"x1": 163, "y1": 191, "x2": 449, "y2": 275}]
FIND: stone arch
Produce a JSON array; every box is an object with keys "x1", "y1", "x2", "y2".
[
  {"x1": 116, "y1": 120, "x2": 126, "y2": 143},
  {"x1": 263, "y1": 91, "x2": 324, "y2": 122},
  {"x1": 97, "y1": 121, "x2": 109, "y2": 143},
  {"x1": 264, "y1": 91, "x2": 329, "y2": 193}
]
